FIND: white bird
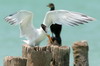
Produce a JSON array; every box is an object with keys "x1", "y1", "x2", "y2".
[
  {"x1": 5, "y1": 10, "x2": 48, "y2": 46},
  {"x1": 5, "y1": 10, "x2": 94, "y2": 46}
]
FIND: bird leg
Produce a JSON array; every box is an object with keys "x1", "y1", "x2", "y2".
[{"x1": 46, "y1": 34, "x2": 53, "y2": 43}]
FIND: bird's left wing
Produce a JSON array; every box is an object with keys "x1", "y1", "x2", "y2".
[{"x1": 43, "y1": 10, "x2": 95, "y2": 27}]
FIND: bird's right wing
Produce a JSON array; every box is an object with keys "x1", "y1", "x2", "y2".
[{"x1": 43, "y1": 10, "x2": 95, "y2": 27}]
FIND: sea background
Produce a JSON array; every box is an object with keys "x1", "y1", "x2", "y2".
[{"x1": 0, "y1": 0, "x2": 99, "y2": 66}]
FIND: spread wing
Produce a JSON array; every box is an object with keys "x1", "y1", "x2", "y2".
[
  {"x1": 43, "y1": 10, "x2": 95, "y2": 27},
  {"x1": 4, "y1": 10, "x2": 37, "y2": 40}
]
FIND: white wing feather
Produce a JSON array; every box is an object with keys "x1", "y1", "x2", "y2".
[
  {"x1": 5, "y1": 11, "x2": 38, "y2": 45},
  {"x1": 43, "y1": 10, "x2": 95, "y2": 27}
]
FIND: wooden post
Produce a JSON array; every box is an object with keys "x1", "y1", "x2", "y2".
[
  {"x1": 4, "y1": 56, "x2": 27, "y2": 66},
  {"x1": 50, "y1": 45, "x2": 70, "y2": 66},
  {"x1": 72, "y1": 40, "x2": 89, "y2": 66},
  {"x1": 22, "y1": 44, "x2": 29, "y2": 58},
  {"x1": 22, "y1": 44, "x2": 52, "y2": 66},
  {"x1": 22, "y1": 44, "x2": 70, "y2": 66}
]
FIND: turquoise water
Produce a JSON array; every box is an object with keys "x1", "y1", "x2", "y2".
[{"x1": 0, "y1": 0, "x2": 100, "y2": 66}]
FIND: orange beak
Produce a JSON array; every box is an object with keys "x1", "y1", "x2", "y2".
[{"x1": 46, "y1": 34, "x2": 53, "y2": 43}]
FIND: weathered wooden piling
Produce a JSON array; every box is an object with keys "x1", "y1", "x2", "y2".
[
  {"x1": 4, "y1": 40, "x2": 89, "y2": 66},
  {"x1": 72, "y1": 40, "x2": 89, "y2": 66},
  {"x1": 22, "y1": 44, "x2": 52, "y2": 66},
  {"x1": 50, "y1": 46, "x2": 70, "y2": 66},
  {"x1": 4, "y1": 56, "x2": 27, "y2": 66},
  {"x1": 22, "y1": 44, "x2": 70, "y2": 66}
]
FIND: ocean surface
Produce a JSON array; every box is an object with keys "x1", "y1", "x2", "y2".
[{"x1": 0, "y1": 0, "x2": 100, "y2": 66}]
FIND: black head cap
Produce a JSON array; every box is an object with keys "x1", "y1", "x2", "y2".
[
  {"x1": 41, "y1": 24, "x2": 47, "y2": 33},
  {"x1": 47, "y1": 3, "x2": 54, "y2": 8}
]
